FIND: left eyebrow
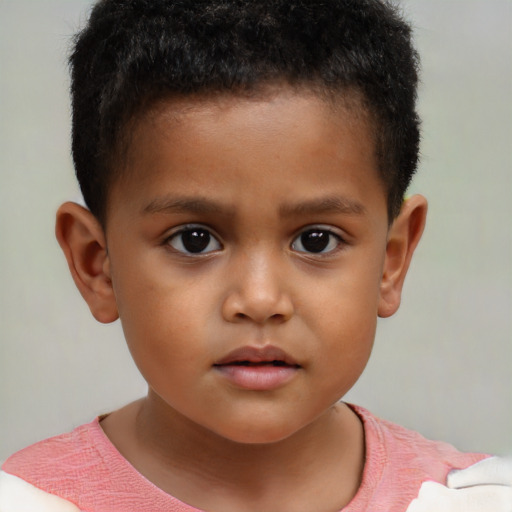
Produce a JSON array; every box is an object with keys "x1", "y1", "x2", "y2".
[{"x1": 279, "y1": 196, "x2": 366, "y2": 217}]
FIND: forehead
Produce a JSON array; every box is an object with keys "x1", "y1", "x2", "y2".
[
  {"x1": 108, "y1": 89, "x2": 386, "y2": 223},
  {"x1": 125, "y1": 86, "x2": 373, "y2": 160}
]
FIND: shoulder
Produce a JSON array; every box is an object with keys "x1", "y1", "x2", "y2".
[
  {"x1": 1, "y1": 419, "x2": 106, "y2": 508},
  {"x1": 345, "y1": 404, "x2": 490, "y2": 512},
  {"x1": 1, "y1": 419, "x2": 201, "y2": 511},
  {"x1": 2, "y1": 419, "x2": 101, "y2": 485},
  {"x1": 353, "y1": 404, "x2": 488, "y2": 474}
]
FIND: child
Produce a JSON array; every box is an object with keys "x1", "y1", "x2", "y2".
[{"x1": 0, "y1": 0, "x2": 510, "y2": 510}]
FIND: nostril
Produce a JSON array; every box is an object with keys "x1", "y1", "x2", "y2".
[
  {"x1": 269, "y1": 312, "x2": 289, "y2": 323},
  {"x1": 230, "y1": 311, "x2": 288, "y2": 324}
]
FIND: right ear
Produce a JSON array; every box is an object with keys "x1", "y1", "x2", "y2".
[{"x1": 55, "y1": 202, "x2": 119, "y2": 324}]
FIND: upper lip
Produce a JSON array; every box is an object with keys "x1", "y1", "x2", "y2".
[{"x1": 213, "y1": 345, "x2": 300, "y2": 367}]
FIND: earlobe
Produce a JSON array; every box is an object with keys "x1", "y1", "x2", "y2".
[
  {"x1": 378, "y1": 195, "x2": 428, "y2": 318},
  {"x1": 55, "y1": 202, "x2": 119, "y2": 324}
]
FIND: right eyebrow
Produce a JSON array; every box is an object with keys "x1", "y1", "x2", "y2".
[{"x1": 141, "y1": 196, "x2": 233, "y2": 216}]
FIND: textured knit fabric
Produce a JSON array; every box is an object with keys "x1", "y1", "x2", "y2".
[{"x1": 0, "y1": 405, "x2": 489, "y2": 512}]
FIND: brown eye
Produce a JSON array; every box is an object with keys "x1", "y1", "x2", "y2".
[
  {"x1": 168, "y1": 226, "x2": 222, "y2": 254},
  {"x1": 291, "y1": 228, "x2": 342, "y2": 254}
]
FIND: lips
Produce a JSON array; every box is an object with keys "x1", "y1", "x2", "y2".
[
  {"x1": 214, "y1": 345, "x2": 299, "y2": 367},
  {"x1": 213, "y1": 345, "x2": 301, "y2": 391}
]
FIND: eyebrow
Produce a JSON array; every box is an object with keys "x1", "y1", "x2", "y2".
[
  {"x1": 279, "y1": 196, "x2": 366, "y2": 217},
  {"x1": 142, "y1": 194, "x2": 366, "y2": 217},
  {"x1": 142, "y1": 196, "x2": 232, "y2": 215}
]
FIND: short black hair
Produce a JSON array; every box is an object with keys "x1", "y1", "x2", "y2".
[{"x1": 70, "y1": 0, "x2": 420, "y2": 224}]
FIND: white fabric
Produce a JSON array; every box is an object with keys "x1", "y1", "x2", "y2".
[
  {"x1": 448, "y1": 455, "x2": 512, "y2": 488},
  {"x1": 0, "y1": 471, "x2": 80, "y2": 512},
  {"x1": 406, "y1": 456, "x2": 512, "y2": 512}
]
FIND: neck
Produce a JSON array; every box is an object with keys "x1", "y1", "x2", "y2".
[{"x1": 101, "y1": 394, "x2": 365, "y2": 512}]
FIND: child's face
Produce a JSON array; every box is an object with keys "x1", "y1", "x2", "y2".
[{"x1": 101, "y1": 91, "x2": 396, "y2": 443}]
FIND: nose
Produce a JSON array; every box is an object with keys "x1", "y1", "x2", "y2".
[{"x1": 221, "y1": 251, "x2": 294, "y2": 324}]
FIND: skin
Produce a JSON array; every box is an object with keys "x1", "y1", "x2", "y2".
[{"x1": 56, "y1": 89, "x2": 427, "y2": 512}]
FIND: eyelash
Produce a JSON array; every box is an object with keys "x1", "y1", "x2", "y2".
[{"x1": 164, "y1": 224, "x2": 345, "y2": 256}]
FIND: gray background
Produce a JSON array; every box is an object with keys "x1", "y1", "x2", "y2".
[{"x1": 1, "y1": 0, "x2": 511, "y2": 462}]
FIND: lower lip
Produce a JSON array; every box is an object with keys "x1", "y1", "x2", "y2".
[{"x1": 214, "y1": 364, "x2": 299, "y2": 391}]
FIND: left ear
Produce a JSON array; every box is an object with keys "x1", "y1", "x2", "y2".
[{"x1": 378, "y1": 194, "x2": 428, "y2": 318}]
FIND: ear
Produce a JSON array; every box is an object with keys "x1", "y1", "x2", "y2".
[
  {"x1": 378, "y1": 195, "x2": 428, "y2": 318},
  {"x1": 55, "y1": 202, "x2": 119, "y2": 323}
]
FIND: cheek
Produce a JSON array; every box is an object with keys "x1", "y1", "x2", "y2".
[
  {"x1": 313, "y1": 319, "x2": 376, "y2": 408},
  {"x1": 322, "y1": 312, "x2": 376, "y2": 372},
  {"x1": 111, "y1": 268, "x2": 208, "y2": 370},
  {"x1": 305, "y1": 260, "x2": 382, "y2": 385},
  {"x1": 310, "y1": 264, "x2": 382, "y2": 331}
]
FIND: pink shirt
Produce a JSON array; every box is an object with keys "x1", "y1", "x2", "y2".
[{"x1": 1, "y1": 405, "x2": 488, "y2": 511}]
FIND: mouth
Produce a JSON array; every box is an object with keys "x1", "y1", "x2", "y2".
[
  {"x1": 227, "y1": 360, "x2": 295, "y2": 367},
  {"x1": 213, "y1": 345, "x2": 301, "y2": 390},
  {"x1": 213, "y1": 345, "x2": 300, "y2": 367}
]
